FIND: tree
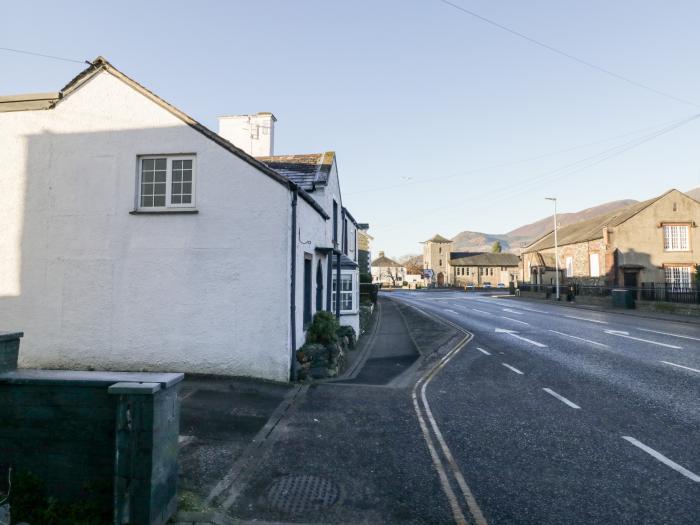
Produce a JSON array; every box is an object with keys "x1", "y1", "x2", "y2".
[
  {"x1": 405, "y1": 261, "x2": 423, "y2": 275},
  {"x1": 491, "y1": 241, "x2": 502, "y2": 253}
]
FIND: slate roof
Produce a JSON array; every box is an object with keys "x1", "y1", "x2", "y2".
[
  {"x1": 450, "y1": 253, "x2": 520, "y2": 267},
  {"x1": 257, "y1": 152, "x2": 335, "y2": 191},
  {"x1": 340, "y1": 255, "x2": 358, "y2": 269},
  {"x1": 371, "y1": 254, "x2": 403, "y2": 268},
  {"x1": 423, "y1": 234, "x2": 453, "y2": 244},
  {"x1": 0, "y1": 56, "x2": 329, "y2": 220},
  {"x1": 524, "y1": 191, "x2": 673, "y2": 252}
]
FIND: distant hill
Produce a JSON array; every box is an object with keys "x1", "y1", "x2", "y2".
[
  {"x1": 686, "y1": 186, "x2": 700, "y2": 201},
  {"x1": 452, "y1": 199, "x2": 638, "y2": 254}
]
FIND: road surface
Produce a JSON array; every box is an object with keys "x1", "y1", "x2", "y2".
[{"x1": 390, "y1": 290, "x2": 700, "y2": 525}]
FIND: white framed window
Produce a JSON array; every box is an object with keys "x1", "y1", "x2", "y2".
[
  {"x1": 138, "y1": 155, "x2": 195, "y2": 210},
  {"x1": 663, "y1": 225, "x2": 689, "y2": 251},
  {"x1": 589, "y1": 253, "x2": 600, "y2": 277},
  {"x1": 665, "y1": 266, "x2": 691, "y2": 290},
  {"x1": 332, "y1": 273, "x2": 355, "y2": 312},
  {"x1": 565, "y1": 256, "x2": 573, "y2": 277}
]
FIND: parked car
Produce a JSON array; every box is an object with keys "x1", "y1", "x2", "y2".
[
  {"x1": 465, "y1": 284, "x2": 475, "y2": 291},
  {"x1": 483, "y1": 282, "x2": 492, "y2": 289},
  {"x1": 497, "y1": 283, "x2": 506, "y2": 288}
]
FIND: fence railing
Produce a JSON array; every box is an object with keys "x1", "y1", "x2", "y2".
[{"x1": 519, "y1": 282, "x2": 700, "y2": 305}]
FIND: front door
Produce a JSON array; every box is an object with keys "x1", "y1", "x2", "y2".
[
  {"x1": 437, "y1": 272, "x2": 444, "y2": 286},
  {"x1": 623, "y1": 271, "x2": 638, "y2": 288}
]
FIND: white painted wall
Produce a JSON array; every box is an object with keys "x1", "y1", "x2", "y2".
[
  {"x1": 218, "y1": 113, "x2": 275, "y2": 157},
  {"x1": 0, "y1": 71, "x2": 300, "y2": 381}
]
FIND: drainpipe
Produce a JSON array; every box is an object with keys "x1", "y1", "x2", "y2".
[
  {"x1": 289, "y1": 189, "x2": 298, "y2": 382},
  {"x1": 336, "y1": 209, "x2": 343, "y2": 319}
]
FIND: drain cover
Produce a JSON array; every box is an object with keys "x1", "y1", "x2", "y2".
[{"x1": 266, "y1": 474, "x2": 340, "y2": 514}]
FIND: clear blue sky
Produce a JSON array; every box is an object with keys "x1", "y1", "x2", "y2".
[{"x1": 3, "y1": 1, "x2": 700, "y2": 257}]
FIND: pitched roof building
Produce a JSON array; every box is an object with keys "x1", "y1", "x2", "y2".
[
  {"x1": 522, "y1": 189, "x2": 700, "y2": 289},
  {"x1": 0, "y1": 56, "x2": 360, "y2": 382}
]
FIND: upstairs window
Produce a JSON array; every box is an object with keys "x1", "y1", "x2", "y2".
[
  {"x1": 139, "y1": 156, "x2": 195, "y2": 209},
  {"x1": 663, "y1": 225, "x2": 689, "y2": 251}
]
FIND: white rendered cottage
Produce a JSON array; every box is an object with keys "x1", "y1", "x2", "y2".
[{"x1": 0, "y1": 57, "x2": 358, "y2": 381}]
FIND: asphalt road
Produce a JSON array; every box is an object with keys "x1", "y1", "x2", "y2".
[{"x1": 389, "y1": 290, "x2": 700, "y2": 525}]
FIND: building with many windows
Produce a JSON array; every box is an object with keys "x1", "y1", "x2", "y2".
[
  {"x1": 521, "y1": 189, "x2": 700, "y2": 289},
  {"x1": 0, "y1": 56, "x2": 361, "y2": 381}
]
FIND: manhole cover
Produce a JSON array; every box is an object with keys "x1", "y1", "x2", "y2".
[{"x1": 266, "y1": 474, "x2": 340, "y2": 514}]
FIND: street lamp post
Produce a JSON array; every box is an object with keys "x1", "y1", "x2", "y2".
[{"x1": 545, "y1": 197, "x2": 560, "y2": 300}]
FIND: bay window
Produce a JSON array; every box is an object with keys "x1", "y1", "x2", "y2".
[{"x1": 332, "y1": 273, "x2": 355, "y2": 312}]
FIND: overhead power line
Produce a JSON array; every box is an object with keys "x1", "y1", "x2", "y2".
[
  {"x1": 379, "y1": 112, "x2": 700, "y2": 230},
  {"x1": 346, "y1": 115, "x2": 693, "y2": 196},
  {"x1": 0, "y1": 46, "x2": 86, "y2": 64},
  {"x1": 435, "y1": 0, "x2": 699, "y2": 108}
]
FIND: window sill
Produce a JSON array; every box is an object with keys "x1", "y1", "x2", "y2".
[{"x1": 130, "y1": 209, "x2": 199, "y2": 215}]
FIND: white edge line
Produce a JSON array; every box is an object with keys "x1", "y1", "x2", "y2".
[
  {"x1": 548, "y1": 330, "x2": 610, "y2": 348},
  {"x1": 542, "y1": 388, "x2": 581, "y2": 409},
  {"x1": 501, "y1": 363, "x2": 524, "y2": 375},
  {"x1": 660, "y1": 361, "x2": 700, "y2": 374},
  {"x1": 476, "y1": 347, "x2": 491, "y2": 356},
  {"x1": 472, "y1": 308, "x2": 490, "y2": 314},
  {"x1": 622, "y1": 436, "x2": 700, "y2": 482}
]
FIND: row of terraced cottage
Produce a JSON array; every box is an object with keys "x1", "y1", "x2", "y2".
[
  {"x1": 373, "y1": 189, "x2": 700, "y2": 292},
  {"x1": 0, "y1": 57, "x2": 365, "y2": 382}
]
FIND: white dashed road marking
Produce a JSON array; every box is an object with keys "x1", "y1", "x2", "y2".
[
  {"x1": 501, "y1": 363, "x2": 524, "y2": 375},
  {"x1": 548, "y1": 330, "x2": 610, "y2": 348},
  {"x1": 500, "y1": 316, "x2": 529, "y2": 326},
  {"x1": 604, "y1": 330, "x2": 682, "y2": 349},
  {"x1": 476, "y1": 347, "x2": 491, "y2": 356},
  {"x1": 638, "y1": 328, "x2": 700, "y2": 342},
  {"x1": 565, "y1": 315, "x2": 608, "y2": 324},
  {"x1": 495, "y1": 328, "x2": 547, "y2": 348},
  {"x1": 660, "y1": 361, "x2": 700, "y2": 374},
  {"x1": 542, "y1": 388, "x2": 581, "y2": 409},
  {"x1": 622, "y1": 436, "x2": 700, "y2": 482}
]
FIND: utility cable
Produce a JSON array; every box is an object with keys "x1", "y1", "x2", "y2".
[
  {"x1": 0, "y1": 46, "x2": 86, "y2": 64},
  {"x1": 435, "y1": 0, "x2": 699, "y2": 108}
]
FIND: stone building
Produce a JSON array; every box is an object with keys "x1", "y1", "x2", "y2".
[
  {"x1": 422, "y1": 234, "x2": 453, "y2": 286},
  {"x1": 451, "y1": 253, "x2": 521, "y2": 287},
  {"x1": 521, "y1": 189, "x2": 700, "y2": 289},
  {"x1": 422, "y1": 234, "x2": 520, "y2": 287}
]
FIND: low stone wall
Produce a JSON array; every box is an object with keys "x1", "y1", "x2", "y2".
[
  {"x1": 519, "y1": 290, "x2": 548, "y2": 300},
  {"x1": 636, "y1": 301, "x2": 700, "y2": 317},
  {"x1": 572, "y1": 295, "x2": 611, "y2": 307}
]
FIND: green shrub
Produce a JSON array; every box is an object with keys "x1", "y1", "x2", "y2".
[
  {"x1": 336, "y1": 325, "x2": 357, "y2": 348},
  {"x1": 360, "y1": 272, "x2": 372, "y2": 284},
  {"x1": 306, "y1": 311, "x2": 340, "y2": 345}
]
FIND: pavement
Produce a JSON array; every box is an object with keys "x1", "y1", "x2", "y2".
[{"x1": 173, "y1": 296, "x2": 463, "y2": 524}]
